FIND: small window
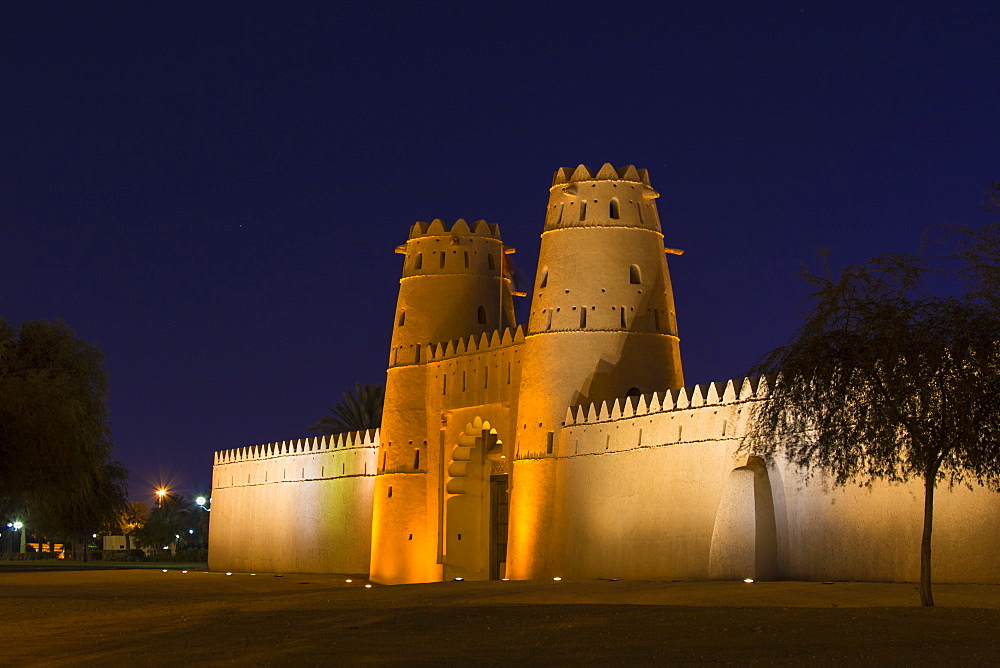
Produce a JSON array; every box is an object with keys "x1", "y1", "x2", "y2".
[
  {"x1": 440, "y1": 252, "x2": 446, "y2": 269},
  {"x1": 610, "y1": 198, "x2": 620, "y2": 219},
  {"x1": 442, "y1": 373, "x2": 447, "y2": 394},
  {"x1": 579, "y1": 201, "x2": 587, "y2": 221},
  {"x1": 397, "y1": 311, "x2": 405, "y2": 326},
  {"x1": 546, "y1": 432, "x2": 554, "y2": 454},
  {"x1": 629, "y1": 264, "x2": 641, "y2": 284},
  {"x1": 539, "y1": 267, "x2": 548, "y2": 288},
  {"x1": 478, "y1": 306, "x2": 487, "y2": 325},
  {"x1": 580, "y1": 307, "x2": 587, "y2": 328},
  {"x1": 488, "y1": 254, "x2": 496, "y2": 270},
  {"x1": 414, "y1": 253, "x2": 422, "y2": 270},
  {"x1": 546, "y1": 309, "x2": 553, "y2": 330},
  {"x1": 653, "y1": 309, "x2": 661, "y2": 330},
  {"x1": 413, "y1": 450, "x2": 420, "y2": 470},
  {"x1": 620, "y1": 307, "x2": 627, "y2": 328},
  {"x1": 464, "y1": 251, "x2": 469, "y2": 268}
]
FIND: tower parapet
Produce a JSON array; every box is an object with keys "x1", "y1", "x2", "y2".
[{"x1": 544, "y1": 163, "x2": 661, "y2": 232}]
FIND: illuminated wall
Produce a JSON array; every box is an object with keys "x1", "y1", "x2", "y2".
[
  {"x1": 209, "y1": 431, "x2": 377, "y2": 574},
  {"x1": 510, "y1": 377, "x2": 1000, "y2": 584}
]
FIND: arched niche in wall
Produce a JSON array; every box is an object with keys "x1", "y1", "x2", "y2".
[{"x1": 707, "y1": 456, "x2": 778, "y2": 581}]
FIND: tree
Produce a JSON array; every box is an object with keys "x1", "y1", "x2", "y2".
[
  {"x1": 119, "y1": 501, "x2": 151, "y2": 550},
  {"x1": 310, "y1": 382, "x2": 384, "y2": 434},
  {"x1": 0, "y1": 319, "x2": 128, "y2": 541},
  {"x1": 746, "y1": 226, "x2": 1000, "y2": 606}
]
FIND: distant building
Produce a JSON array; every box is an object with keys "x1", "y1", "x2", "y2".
[{"x1": 210, "y1": 164, "x2": 1000, "y2": 584}]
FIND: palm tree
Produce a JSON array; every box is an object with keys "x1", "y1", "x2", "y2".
[{"x1": 310, "y1": 382, "x2": 384, "y2": 434}]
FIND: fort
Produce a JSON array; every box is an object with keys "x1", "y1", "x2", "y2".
[{"x1": 209, "y1": 164, "x2": 1000, "y2": 584}]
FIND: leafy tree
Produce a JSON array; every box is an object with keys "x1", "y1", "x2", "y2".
[
  {"x1": 0, "y1": 319, "x2": 128, "y2": 541},
  {"x1": 119, "y1": 501, "x2": 151, "y2": 550},
  {"x1": 746, "y1": 225, "x2": 1000, "y2": 606},
  {"x1": 310, "y1": 382, "x2": 384, "y2": 434}
]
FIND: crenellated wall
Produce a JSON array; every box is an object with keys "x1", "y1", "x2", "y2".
[
  {"x1": 209, "y1": 430, "x2": 378, "y2": 574},
  {"x1": 508, "y1": 377, "x2": 1000, "y2": 584}
]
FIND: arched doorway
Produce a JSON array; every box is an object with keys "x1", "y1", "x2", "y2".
[{"x1": 444, "y1": 417, "x2": 507, "y2": 580}]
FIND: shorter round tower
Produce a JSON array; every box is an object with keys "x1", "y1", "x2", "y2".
[
  {"x1": 387, "y1": 218, "x2": 513, "y2": 368},
  {"x1": 372, "y1": 217, "x2": 515, "y2": 584}
]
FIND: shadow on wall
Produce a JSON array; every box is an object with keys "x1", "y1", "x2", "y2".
[{"x1": 570, "y1": 331, "x2": 682, "y2": 410}]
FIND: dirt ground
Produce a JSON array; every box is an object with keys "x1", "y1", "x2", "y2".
[{"x1": 2, "y1": 568, "x2": 999, "y2": 665}]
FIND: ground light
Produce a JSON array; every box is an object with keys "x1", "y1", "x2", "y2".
[
  {"x1": 365, "y1": 584, "x2": 372, "y2": 588},
  {"x1": 345, "y1": 579, "x2": 352, "y2": 583},
  {"x1": 553, "y1": 577, "x2": 562, "y2": 581},
  {"x1": 744, "y1": 578, "x2": 754, "y2": 583}
]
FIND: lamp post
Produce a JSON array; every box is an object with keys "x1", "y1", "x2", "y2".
[{"x1": 156, "y1": 488, "x2": 167, "y2": 510}]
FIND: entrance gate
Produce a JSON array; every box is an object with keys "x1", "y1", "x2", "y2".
[{"x1": 444, "y1": 418, "x2": 508, "y2": 580}]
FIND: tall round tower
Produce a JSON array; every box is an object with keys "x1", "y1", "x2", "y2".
[
  {"x1": 507, "y1": 163, "x2": 684, "y2": 578},
  {"x1": 371, "y1": 217, "x2": 515, "y2": 584}
]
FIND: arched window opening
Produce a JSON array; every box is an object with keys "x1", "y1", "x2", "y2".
[
  {"x1": 488, "y1": 254, "x2": 496, "y2": 270},
  {"x1": 610, "y1": 198, "x2": 620, "y2": 219},
  {"x1": 579, "y1": 201, "x2": 587, "y2": 221},
  {"x1": 629, "y1": 264, "x2": 641, "y2": 284},
  {"x1": 620, "y1": 307, "x2": 627, "y2": 328},
  {"x1": 440, "y1": 251, "x2": 446, "y2": 269},
  {"x1": 580, "y1": 307, "x2": 587, "y2": 328},
  {"x1": 546, "y1": 309, "x2": 553, "y2": 330},
  {"x1": 414, "y1": 253, "x2": 422, "y2": 270},
  {"x1": 397, "y1": 310, "x2": 405, "y2": 326},
  {"x1": 539, "y1": 267, "x2": 548, "y2": 288},
  {"x1": 413, "y1": 450, "x2": 420, "y2": 470},
  {"x1": 477, "y1": 305, "x2": 487, "y2": 325},
  {"x1": 464, "y1": 251, "x2": 469, "y2": 268}
]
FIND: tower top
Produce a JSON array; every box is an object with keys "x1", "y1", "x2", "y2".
[
  {"x1": 551, "y1": 163, "x2": 651, "y2": 188},
  {"x1": 407, "y1": 218, "x2": 501, "y2": 240}
]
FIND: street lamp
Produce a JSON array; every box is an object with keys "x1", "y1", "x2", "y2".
[{"x1": 156, "y1": 488, "x2": 167, "y2": 509}]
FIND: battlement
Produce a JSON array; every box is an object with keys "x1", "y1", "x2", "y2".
[
  {"x1": 390, "y1": 326, "x2": 525, "y2": 368},
  {"x1": 563, "y1": 376, "x2": 767, "y2": 426},
  {"x1": 551, "y1": 163, "x2": 652, "y2": 187},
  {"x1": 214, "y1": 428, "x2": 380, "y2": 464},
  {"x1": 408, "y1": 218, "x2": 500, "y2": 240},
  {"x1": 425, "y1": 325, "x2": 525, "y2": 363}
]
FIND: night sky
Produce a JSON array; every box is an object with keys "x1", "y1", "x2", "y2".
[{"x1": 3, "y1": 2, "x2": 998, "y2": 501}]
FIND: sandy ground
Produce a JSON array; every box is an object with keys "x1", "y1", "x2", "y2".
[{"x1": 2, "y1": 568, "x2": 999, "y2": 665}]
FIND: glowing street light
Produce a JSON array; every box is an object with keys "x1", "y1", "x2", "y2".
[{"x1": 155, "y1": 488, "x2": 167, "y2": 509}]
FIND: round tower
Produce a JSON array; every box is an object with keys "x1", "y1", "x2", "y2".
[
  {"x1": 508, "y1": 163, "x2": 684, "y2": 578},
  {"x1": 387, "y1": 218, "x2": 513, "y2": 368},
  {"x1": 372, "y1": 217, "x2": 515, "y2": 584}
]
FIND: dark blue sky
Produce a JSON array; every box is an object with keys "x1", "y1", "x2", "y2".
[{"x1": 3, "y1": 2, "x2": 997, "y2": 501}]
